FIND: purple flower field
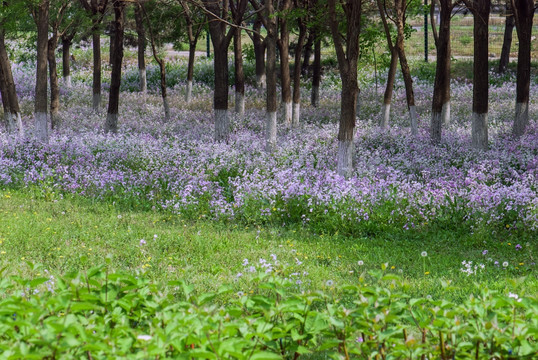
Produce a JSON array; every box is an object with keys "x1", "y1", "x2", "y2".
[{"x1": 1, "y1": 63, "x2": 537, "y2": 233}]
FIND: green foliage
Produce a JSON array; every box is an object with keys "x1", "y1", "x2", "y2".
[{"x1": 0, "y1": 263, "x2": 536, "y2": 359}]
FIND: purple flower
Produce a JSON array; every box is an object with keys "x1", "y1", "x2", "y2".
[
  {"x1": 482, "y1": 250, "x2": 488, "y2": 255},
  {"x1": 515, "y1": 244, "x2": 522, "y2": 250}
]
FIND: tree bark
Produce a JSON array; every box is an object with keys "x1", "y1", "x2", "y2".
[
  {"x1": 301, "y1": 32, "x2": 314, "y2": 75},
  {"x1": 105, "y1": 0, "x2": 125, "y2": 134},
  {"x1": 328, "y1": 0, "x2": 361, "y2": 178},
  {"x1": 61, "y1": 36, "x2": 72, "y2": 87},
  {"x1": 35, "y1": 0, "x2": 49, "y2": 142},
  {"x1": 466, "y1": 0, "x2": 490, "y2": 150},
  {"x1": 210, "y1": 30, "x2": 230, "y2": 141},
  {"x1": 265, "y1": 0, "x2": 278, "y2": 151},
  {"x1": 377, "y1": 0, "x2": 396, "y2": 130},
  {"x1": 48, "y1": 35, "x2": 60, "y2": 130},
  {"x1": 395, "y1": 0, "x2": 417, "y2": 136},
  {"x1": 498, "y1": 0, "x2": 514, "y2": 73},
  {"x1": 91, "y1": 25, "x2": 102, "y2": 111},
  {"x1": 186, "y1": 43, "x2": 196, "y2": 102},
  {"x1": 252, "y1": 18, "x2": 266, "y2": 89},
  {"x1": 292, "y1": 9, "x2": 307, "y2": 127},
  {"x1": 134, "y1": 3, "x2": 147, "y2": 93},
  {"x1": 431, "y1": 0, "x2": 452, "y2": 144},
  {"x1": 234, "y1": 28, "x2": 245, "y2": 116},
  {"x1": 279, "y1": 0, "x2": 292, "y2": 126},
  {"x1": 0, "y1": 29, "x2": 23, "y2": 135},
  {"x1": 511, "y1": 0, "x2": 534, "y2": 138},
  {"x1": 311, "y1": 36, "x2": 321, "y2": 107}
]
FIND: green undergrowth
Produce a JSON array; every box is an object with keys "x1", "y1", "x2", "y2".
[{"x1": 0, "y1": 188, "x2": 536, "y2": 304}]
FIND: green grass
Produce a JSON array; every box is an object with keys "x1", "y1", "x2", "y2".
[{"x1": 0, "y1": 188, "x2": 535, "y2": 303}]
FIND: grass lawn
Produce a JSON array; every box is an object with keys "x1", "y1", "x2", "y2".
[{"x1": 1, "y1": 188, "x2": 535, "y2": 303}]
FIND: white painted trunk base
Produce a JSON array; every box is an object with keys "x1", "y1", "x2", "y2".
[
  {"x1": 337, "y1": 140, "x2": 354, "y2": 178},
  {"x1": 139, "y1": 69, "x2": 147, "y2": 93},
  {"x1": 292, "y1": 102, "x2": 300, "y2": 128},
  {"x1": 163, "y1": 96, "x2": 170, "y2": 120},
  {"x1": 409, "y1": 105, "x2": 418, "y2": 136},
  {"x1": 214, "y1": 109, "x2": 229, "y2": 141},
  {"x1": 63, "y1": 75, "x2": 72, "y2": 87},
  {"x1": 380, "y1": 103, "x2": 390, "y2": 129},
  {"x1": 513, "y1": 102, "x2": 529, "y2": 137},
  {"x1": 105, "y1": 113, "x2": 118, "y2": 134},
  {"x1": 282, "y1": 102, "x2": 292, "y2": 127},
  {"x1": 256, "y1": 74, "x2": 266, "y2": 89},
  {"x1": 265, "y1": 111, "x2": 277, "y2": 152},
  {"x1": 235, "y1": 92, "x2": 245, "y2": 116},
  {"x1": 311, "y1": 86, "x2": 319, "y2": 107},
  {"x1": 441, "y1": 101, "x2": 451, "y2": 125},
  {"x1": 471, "y1": 112, "x2": 488, "y2": 150},
  {"x1": 92, "y1": 94, "x2": 101, "y2": 112},
  {"x1": 186, "y1": 81, "x2": 193, "y2": 103},
  {"x1": 34, "y1": 112, "x2": 48, "y2": 142},
  {"x1": 14, "y1": 112, "x2": 23, "y2": 137}
]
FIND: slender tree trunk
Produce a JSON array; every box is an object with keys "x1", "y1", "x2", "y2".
[
  {"x1": 158, "y1": 59, "x2": 169, "y2": 120},
  {"x1": 395, "y1": 2, "x2": 417, "y2": 136},
  {"x1": 61, "y1": 36, "x2": 72, "y2": 87},
  {"x1": 431, "y1": 0, "x2": 452, "y2": 144},
  {"x1": 48, "y1": 35, "x2": 60, "y2": 130},
  {"x1": 92, "y1": 23, "x2": 102, "y2": 111},
  {"x1": 105, "y1": 1, "x2": 125, "y2": 134},
  {"x1": 265, "y1": 0, "x2": 278, "y2": 151},
  {"x1": 109, "y1": 20, "x2": 115, "y2": 66},
  {"x1": 301, "y1": 32, "x2": 314, "y2": 75},
  {"x1": 470, "y1": 0, "x2": 490, "y2": 150},
  {"x1": 279, "y1": 0, "x2": 292, "y2": 126},
  {"x1": 0, "y1": 65, "x2": 9, "y2": 130},
  {"x1": 252, "y1": 18, "x2": 266, "y2": 89},
  {"x1": 186, "y1": 42, "x2": 196, "y2": 102},
  {"x1": 498, "y1": 0, "x2": 514, "y2": 73},
  {"x1": 511, "y1": 0, "x2": 534, "y2": 137},
  {"x1": 134, "y1": 4, "x2": 147, "y2": 93},
  {"x1": 210, "y1": 33, "x2": 230, "y2": 141},
  {"x1": 292, "y1": 18, "x2": 307, "y2": 127},
  {"x1": 234, "y1": 29, "x2": 245, "y2": 116},
  {"x1": 35, "y1": 0, "x2": 49, "y2": 142},
  {"x1": 381, "y1": 47, "x2": 398, "y2": 129},
  {"x1": 311, "y1": 37, "x2": 321, "y2": 107},
  {"x1": 0, "y1": 29, "x2": 23, "y2": 135}
]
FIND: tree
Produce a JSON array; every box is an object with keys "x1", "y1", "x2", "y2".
[
  {"x1": 79, "y1": 0, "x2": 109, "y2": 112},
  {"x1": 291, "y1": 0, "x2": 310, "y2": 127},
  {"x1": 104, "y1": 0, "x2": 126, "y2": 133},
  {"x1": 498, "y1": 0, "x2": 514, "y2": 73},
  {"x1": 328, "y1": 0, "x2": 362, "y2": 178},
  {"x1": 430, "y1": 0, "x2": 455, "y2": 144},
  {"x1": 462, "y1": 0, "x2": 489, "y2": 150},
  {"x1": 278, "y1": 0, "x2": 293, "y2": 126},
  {"x1": 178, "y1": 0, "x2": 205, "y2": 102},
  {"x1": 511, "y1": 0, "x2": 535, "y2": 138},
  {"x1": 201, "y1": 0, "x2": 248, "y2": 142},
  {"x1": 34, "y1": 0, "x2": 50, "y2": 142},
  {"x1": 234, "y1": 26, "x2": 245, "y2": 115},
  {"x1": 134, "y1": 2, "x2": 147, "y2": 92},
  {"x1": 0, "y1": 1, "x2": 24, "y2": 135},
  {"x1": 248, "y1": 17, "x2": 265, "y2": 89}
]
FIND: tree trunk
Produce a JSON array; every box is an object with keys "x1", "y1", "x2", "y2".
[
  {"x1": 105, "y1": 1, "x2": 125, "y2": 134},
  {"x1": 35, "y1": 0, "x2": 49, "y2": 142},
  {"x1": 381, "y1": 47, "x2": 398, "y2": 129},
  {"x1": 292, "y1": 18, "x2": 307, "y2": 127},
  {"x1": 158, "y1": 59, "x2": 169, "y2": 120},
  {"x1": 301, "y1": 32, "x2": 314, "y2": 75},
  {"x1": 186, "y1": 43, "x2": 196, "y2": 102},
  {"x1": 470, "y1": 0, "x2": 490, "y2": 150},
  {"x1": 511, "y1": 0, "x2": 534, "y2": 138},
  {"x1": 61, "y1": 36, "x2": 72, "y2": 87},
  {"x1": 0, "y1": 29, "x2": 23, "y2": 135},
  {"x1": 48, "y1": 35, "x2": 60, "y2": 130},
  {"x1": 92, "y1": 24, "x2": 102, "y2": 111},
  {"x1": 279, "y1": 0, "x2": 292, "y2": 127},
  {"x1": 134, "y1": 4, "x2": 147, "y2": 93},
  {"x1": 431, "y1": 0, "x2": 452, "y2": 144},
  {"x1": 311, "y1": 37, "x2": 321, "y2": 107},
  {"x1": 234, "y1": 29, "x2": 245, "y2": 116},
  {"x1": 498, "y1": 0, "x2": 514, "y2": 73},
  {"x1": 252, "y1": 18, "x2": 266, "y2": 89},
  {"x1": 328, "y1": 0, "x2": 361, "y2": 178},
  {"x1": 395, "y1": 6, "x2": 417, "y2": 136},
  {"x1": 265, "y1": 0, "x2": 278, "y2": 151},
  {"x1": 109, "y1": 20, "x2": 115, "y2": 66},
  {"x1": 210, "y1": 31, "x2": 230, "y2": 141}
]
